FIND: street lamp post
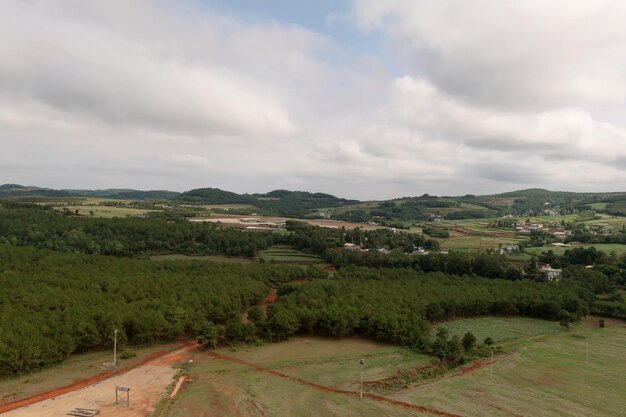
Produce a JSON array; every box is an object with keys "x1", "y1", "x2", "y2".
[
  {"x1": 359, "y1": 358, "x2": 366, "y2": 399},
  {"x1": 113, "y1": 329, "x2": 119, "y2": 366}
]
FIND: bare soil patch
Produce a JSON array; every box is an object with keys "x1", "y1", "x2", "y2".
[{"x1": 1, "y1": 344, "x2": 198, "y2": 417}]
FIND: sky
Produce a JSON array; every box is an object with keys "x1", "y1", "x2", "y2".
[{"x1": 1, "y1": 0, "x2": 626, "y2": 200}]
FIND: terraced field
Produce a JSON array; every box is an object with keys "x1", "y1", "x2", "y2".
[{"x1": 259, "y1": 246, "x2": 323, "y2": 263}]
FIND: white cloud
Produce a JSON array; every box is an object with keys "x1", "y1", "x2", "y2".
[
  {"x1": 354, "y1": 0, "x2": 626, "y2": 110},
  {"x1": 1, "y1": 0, "x2": 626, "y2": 199}
]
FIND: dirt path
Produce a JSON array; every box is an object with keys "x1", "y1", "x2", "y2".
[
  {"x1": 205, "y1": 351, "x2": 463, "y2": 417},
  {"x1": 0, "y1": 344, "x2": 199, "y2": 416},
  {"x1": 241, "y1": 288, "x2": 277, "y2": 324}
]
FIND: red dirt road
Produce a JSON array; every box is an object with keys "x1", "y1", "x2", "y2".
[
  {"x1": 205, "y1": 351, "x2": 463, "y2": 417},
  {"x1": 0, "y1": 343, "x2": 199, "y2": 415}
]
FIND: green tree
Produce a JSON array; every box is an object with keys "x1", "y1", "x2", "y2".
[
  {"x1": 462, "y1": 331, "x2": 476, "y2": 352},
  {"x1": 197, "y1": 321, "x2": 218, "y2": 349},
  {"x1": 558, "y1": 310, "x2": 572, "y2": 330}
]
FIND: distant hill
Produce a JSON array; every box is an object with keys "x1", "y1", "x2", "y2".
[
  {"x1": 0, "y1": 184, "x2": 179, "y2": 200},
  {"x1": 3, "y1": 183, "x2": 626, "y2": 220},
  {"x1": 177, "y1": 187, "x2": 358, "y2": 217},
  {"x1": 177, "y1": 187, "x2": 255, "y2": 204}
]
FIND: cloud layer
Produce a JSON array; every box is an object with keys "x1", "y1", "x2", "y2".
[{"x1": 1, "y1": 0, "x2": 626, "y2": 198}]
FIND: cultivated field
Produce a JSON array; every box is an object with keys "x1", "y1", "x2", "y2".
[{"x1": 259, "y1": 246, "x2": 323, "y2": 263}]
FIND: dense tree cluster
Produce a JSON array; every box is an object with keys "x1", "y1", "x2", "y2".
[
  {"x1": 0, "y1": 204, "x2": 273, "y2": 257},
  {"x1": 265, "y1": 267, "x2": 589, "y2": 350},
  {"x1": 0, "y1": 244, "x2": 322, "y2": 375}
]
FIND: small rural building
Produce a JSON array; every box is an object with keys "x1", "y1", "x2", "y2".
[{"x1": 541, "y1": 265, "x2": 562, "y2": 281}]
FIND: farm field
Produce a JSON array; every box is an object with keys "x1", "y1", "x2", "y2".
[
  {"x1": 583, "y1": 214, "x2": 626, "y2": 231},
  {"x1": 191, "y1": 215, "x2": 384, "y2": 231},
  {"x1": 525, "y1": 243, "x2": 626, "y2": 256},
  {"x1": 259, "y1": 246, "x2": 322, "y2": 263},
  {"x1": 393, "y1": 318, "x2": 626, "y2": 417},
  {"x1": 0, "y1": 343, "x2": 180, "y2": 408},
  {"x1": 437, "y1": 235, "x2": 523, "y2": 251}
]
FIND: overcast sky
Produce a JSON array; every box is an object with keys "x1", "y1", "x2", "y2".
[{"x1": 2, "y1": 1, "x2": 626, "y2": 199}]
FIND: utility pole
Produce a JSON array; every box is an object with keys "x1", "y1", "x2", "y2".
[
  {"x1": 490, "y1": 348, "x2": 494, "y2": 379},
  {"x1": 359, "y1": 358, "x2": 366, "y2": 399},
  {"x1": 113, "y1": 329, "x2": 119, "y2": 366}
]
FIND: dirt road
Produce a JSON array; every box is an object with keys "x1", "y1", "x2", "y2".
[{"x1": 1, "y1": 345, "x2": 197, "y2": 417}]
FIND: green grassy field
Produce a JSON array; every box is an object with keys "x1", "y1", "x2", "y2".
[
  {"x1": 0, "y1": 343, "x2": 180, "y2": 406},
  {"x1": 162, "y1": 338, "x2": 431, "y2": 417},
  {"x1": 259, "y1": 246, "x2": 323, "y2": 263},
  {"x1": 525, "y1": 243, "x2": 626, "y2": 256},
  {"x1": 393, "y1": 318, "x2": 626, "y2": 417},
  {"x1": 161, "y1": 318, "x2": 626, "y2": 417},
  {"x1": 434, "y1": 317, "x2": 562, "y2": 343}
]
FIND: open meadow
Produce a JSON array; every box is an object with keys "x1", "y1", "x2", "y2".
[
  {"x1": 158, "y1": 317, "x2": 626, "y2": 417},
  {"x1": 393, "y1": 318, "x2": 626, "y2": 417}
]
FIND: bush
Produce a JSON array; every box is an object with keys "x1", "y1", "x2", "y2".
[{"x1": 120, "y1": 350, "x2": 136, "y2": 360}]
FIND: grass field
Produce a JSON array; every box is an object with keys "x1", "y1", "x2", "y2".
[
  {"x1": 525, "y1": 243, "x2": 626, "y2": 256},
  {"x1": 149, "y1": 254, "x2": 254, "y2": 263},
  {"x1": 161, "y1": 318, "x2": 626, "y2": 417},
  {"x1": 259, "y1": 246, "x2": 323, "y2": 263},
  {"x1": 162, "y1": 338, "x2": 432, "y2": 417},
  {"x1": 0, "y1": 343, "x2": 179, "y2": 406},
  {"x1": 434, "y1": 317, "x2": 562, "y2": 343},
  {"x1": 393, "y1": 318, "x2": 626, "y2": 417}
]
